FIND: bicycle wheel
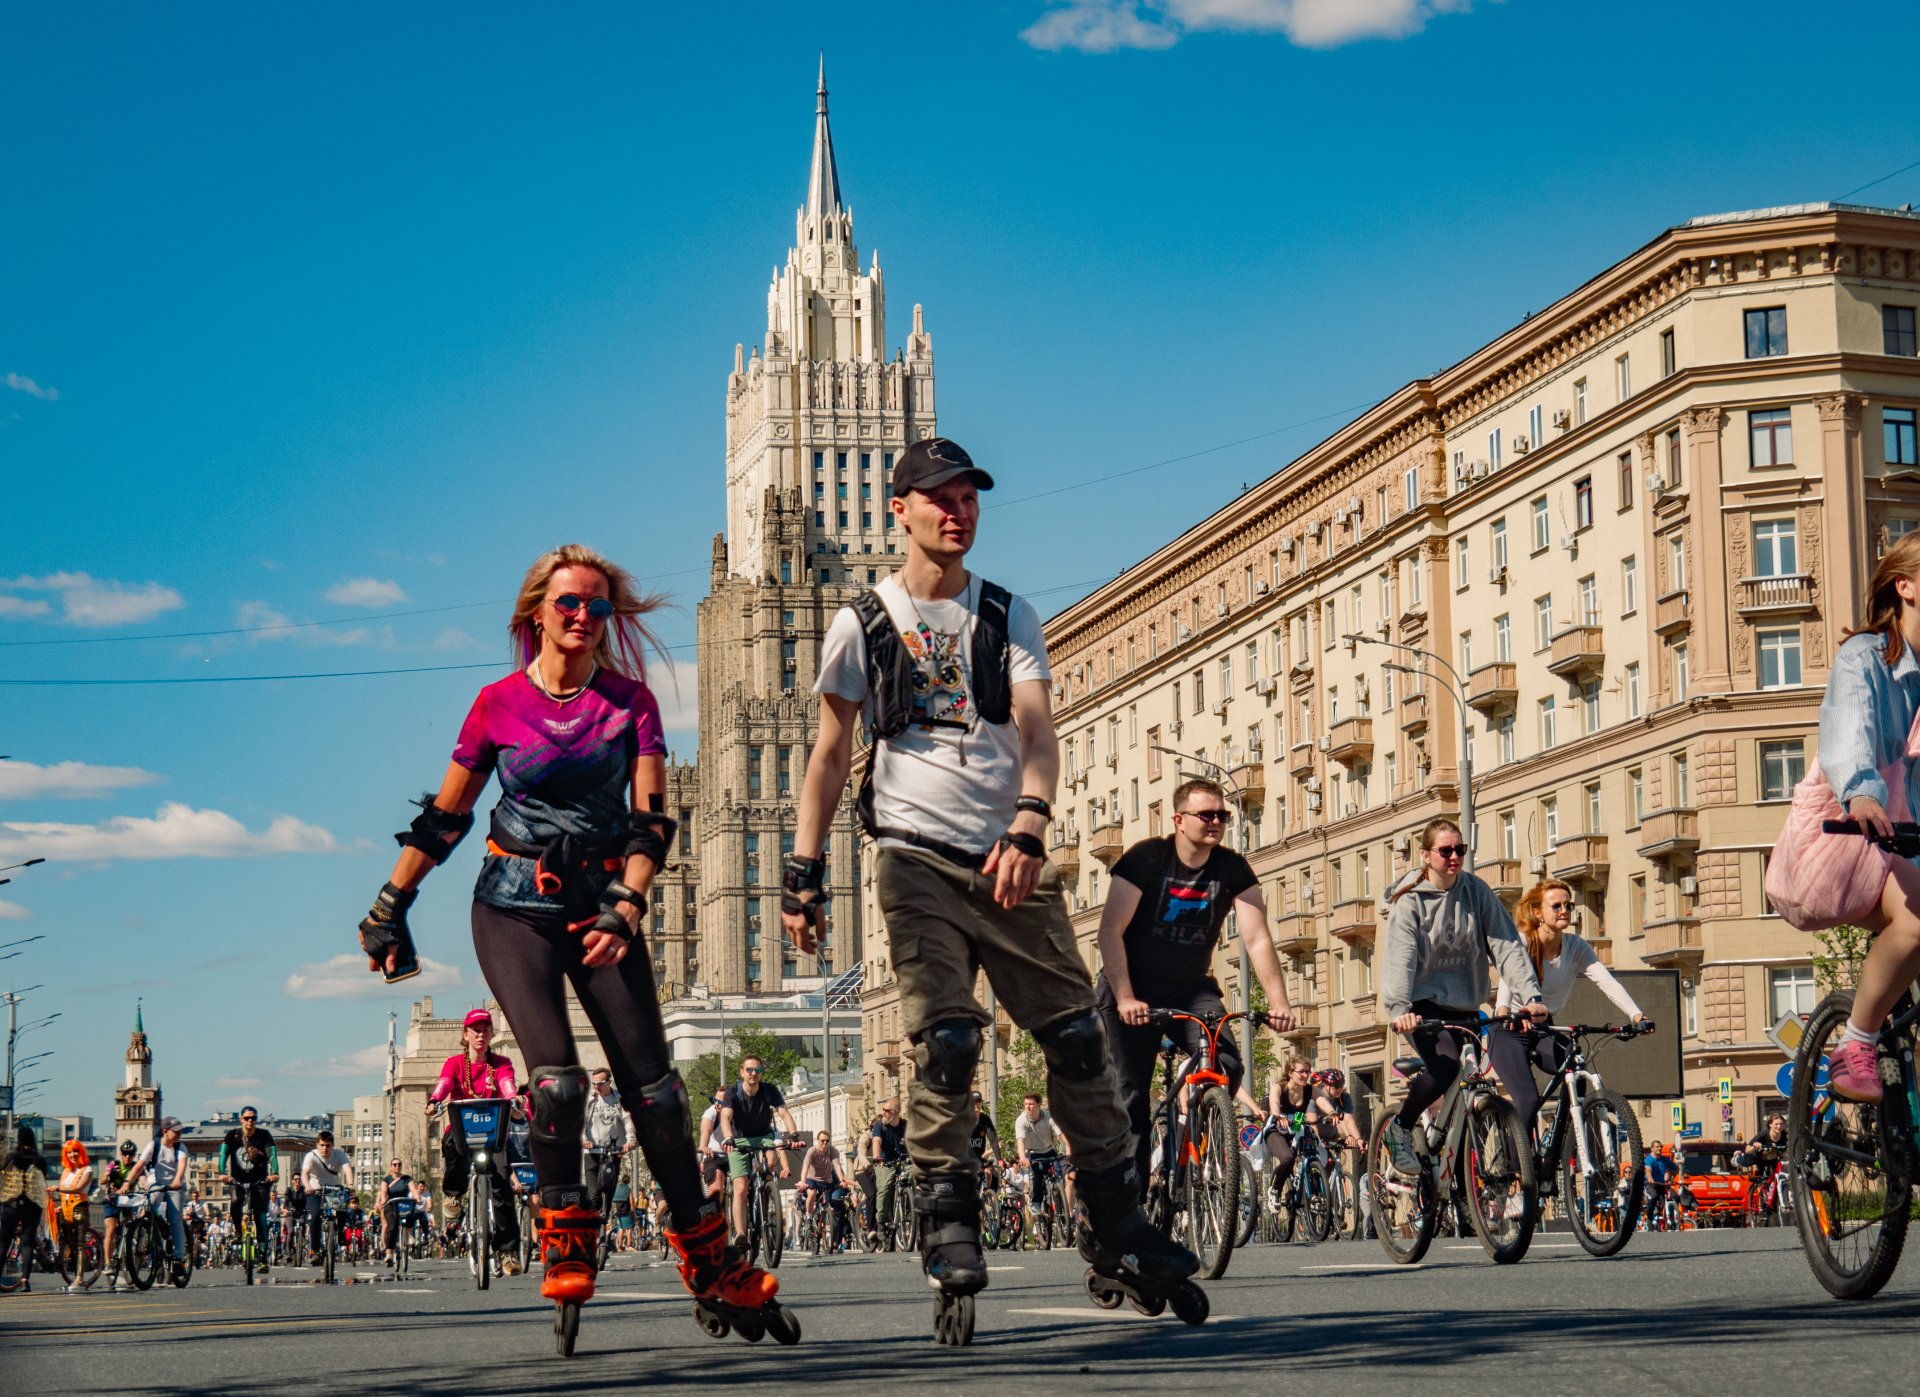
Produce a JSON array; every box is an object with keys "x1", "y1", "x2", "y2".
[
  {"x1": 1789, "y1": 991, "x2": 1913, "y2": 1300},
  {"x1": 760, "y1": 1175, "x2": 784, "y2": 1270},
  {"x1": 1187, "y1": 1086, "x2": 1240, "y2": 1279},
  {"x1": 1235, "y1": 1154, "x2": 1259, "y2": 1248},
  {"x1": 999, "y1": 1198, "x2": 1024, "y2": 1250},
  {"x1": 324, "y1": 1216, "x2": 338, "y2": 1284},
  {"x1": 472, "y1": 1186, "x2": 491, "y2": 1290},
  {"x1": 1565, "y1": 1088, "x2": 1644, "y2": 1257},
  {"x1": 1367, "y1": 1115, "x2": 1435, "y2": 1264},
  {"x1": 1326, "y1": 1155, "x2": 1357, "y2": 1239},
  {"x1": 128, "y1": 1218, "x2": 162, "y2": 1291},
  {"x1": 1303, "y1": 1160, "x2": 1334, "y2": 1243},
  {"x1": 1464, "y1": 1094, "x2": 1537, "y2": 1264}
]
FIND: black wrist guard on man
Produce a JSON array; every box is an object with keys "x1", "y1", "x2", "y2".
[
  {"x1": 1001, "y1": 830, "x2": 1046, "y2": 859},
  {"x1": 359, "y1": 882, "x2": 423, "y2": 983},
  {"x1": 780, "y1": 855, "x2": 829, "y2": 922}
]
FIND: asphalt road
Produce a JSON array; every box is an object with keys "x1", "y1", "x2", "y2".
[{"x1": 6, "y1": 1229, "x2": 1917, "y2": 1394}]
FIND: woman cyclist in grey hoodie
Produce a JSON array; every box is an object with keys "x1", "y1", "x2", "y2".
[{"x1": 1378, "y1": 818, "x2": 1547, "y2": 1174}]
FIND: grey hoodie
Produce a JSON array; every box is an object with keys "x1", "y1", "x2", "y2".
[{"x1": 1379, "y1": 871, "x2": 1543, "y2": 1019}]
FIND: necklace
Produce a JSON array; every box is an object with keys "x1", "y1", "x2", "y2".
[
  {"x1": 901, "y1": 573, "x2": 974, "y2": 650},
  {"x1": 527, "y1": 659, "x2": 597, "y2": 704}
]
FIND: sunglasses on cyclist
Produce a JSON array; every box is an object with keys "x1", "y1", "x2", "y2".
[
  {"x1": 742, "y1": 1067, "x2": 762, "y2": 1075},
  {"x1": 549, "y1": 593, "x2": 614, "y2": 621},
  {"x1": 1181, "y1": 809, "x2": 1229, "y2": 825},
  {"x1": 1430, "y1": 844, "x2": 1468, "y2": 859}
]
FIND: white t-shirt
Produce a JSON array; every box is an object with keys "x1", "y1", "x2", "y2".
[
  {"x1": 136, "y1": 1141, "x2": 189, "y2": 1192},
  {"x1": 816, "y1": 574, "x2": 1050, "y2": 855},
  {"x1": 697, "y1": 1105, "x2": 723, "y2": 1153},
  {"x1": 1015, "y1": 1110, "x2": 1063, "y2": 1156},
  {"x1": 302, "y1": 1146, "x2": 351, "y2": 1191}
]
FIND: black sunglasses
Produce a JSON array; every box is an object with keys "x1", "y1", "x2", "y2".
[
  {"x1": 1431, "y1": 844, "x2": 1468, "y2": 859},
  {"x1": 551, "y1": 593, "x2": 614, "y2": 621},
  {"x1": 1181, "y1": 809, "x2": 1229, "y2": 825}
]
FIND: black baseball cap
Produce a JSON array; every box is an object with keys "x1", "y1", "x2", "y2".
[{"x1": 890, "y1": 437, "x2": 994, "y2": 498}]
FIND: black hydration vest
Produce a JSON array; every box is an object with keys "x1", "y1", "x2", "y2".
[{"x1": 849, "y1": 580, "x2": 1014, "y2": 847}]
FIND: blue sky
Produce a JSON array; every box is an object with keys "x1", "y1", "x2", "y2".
[{"x1": 6, "y1": 0, "x2": 1917, "y2": 1129}]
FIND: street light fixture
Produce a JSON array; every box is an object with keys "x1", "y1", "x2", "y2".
[
  {"x1": 0, "y1": 858, "x2": 46, "y2": 876},
  {"x1": 1345, "y1": 633, "x2": 1475, "y2": 873}
]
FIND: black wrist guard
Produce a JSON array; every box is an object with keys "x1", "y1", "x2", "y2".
[
  {"x1": 780, "y1": 855, "x2": 829, "y2": 919},
  {"x1": 1002, "y1": 830, "x2": 1046, "y2": 859},
  {"x1": 394, "y1": 795, "x2": 473, "y2": 866},
  {"x1": 1014, "y1": 796, "x2": 1052, "y2": 821},
  {"x1": 572, "y1": 881, "x2": 642, "y2": 942},
  {"x1": 622, "y1": 810, "x2": 677, "y2": 871},
  {"x1": 359, "y1": 882, "x2": 422, "y2": 983}
]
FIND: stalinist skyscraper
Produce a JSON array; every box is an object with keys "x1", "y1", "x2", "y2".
[{"x1": 693, "y1": 63, "x2": 938, "y2": 992}]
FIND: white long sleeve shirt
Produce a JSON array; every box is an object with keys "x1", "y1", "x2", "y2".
[{"x1": 1495, "y1": 932, "x2": 1640, "y2": 1018}]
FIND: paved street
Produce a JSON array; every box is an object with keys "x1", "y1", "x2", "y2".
[{"x1": 7, "y1": 1229, "x2": 1916, "y2": 1393}]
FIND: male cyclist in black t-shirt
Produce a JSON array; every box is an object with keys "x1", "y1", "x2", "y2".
[
  {"x1": 218, "y1": 1107, "x2": 278, "y2": 1274},
  {"x1": 717, "y1": 1056, "x2": 796, "y2": 1244},
  {"x1": 1095, "y1": 777, "x2": 1296, "y2": 1185}
]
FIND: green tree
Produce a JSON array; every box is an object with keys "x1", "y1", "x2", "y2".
[
  {"x1": 679, "y1": 1020, "x2": 805, "y2": 1132},
  {"x1": 991, "y1": 1031, "x2": 1051, "y2": 1148},
  {"x1": 1811, "y1": 924, "x2": 1873, "y2": 997}
]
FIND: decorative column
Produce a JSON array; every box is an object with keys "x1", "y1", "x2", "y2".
[
  {"x1": 1817, "y1": 393, "x2": 1867, "y2": 630},
  {"x1": 1681, "y1": 406, "x2": 1731, "y2": 692}
]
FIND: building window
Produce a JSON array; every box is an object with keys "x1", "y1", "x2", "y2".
[
  {"x1": 1660, "y1": 327, "x2": 1677, "y2": 378},
  {"x1": 1534, "y1": 596, "x2": 1554, "y2": 651},
  {"x1": 1618, "y1": 451, "x2": 1634, "y2": 511},
  {"x1": 1574, "y1": 477, "x2": 1593, "y2": 530},
  {"x1": 1753, "y1": 517, "x2": 1798, "y2": 576},
  {"x1": 1574, "y1": 377, "x2": 1589, "y2": 424},
  {"x1": 678, "y1": 809, "x2": 693, "y2": 855},
  {"x1": 747, "y1": 748, "x2": 762, "y2": 797},
  {"x1": 1672, "y1": 751, "x2": 1692, "y2": 807},
  {"x1": 1577, "y1": 575, "x2": 1598, "y2": 625},
  {"x1": 1886, "y1": 305, "x2": 1918, "y2": 357},
  {"x1": 1750, "y1": 408, "x2": 1794, "y2": 467},
  {"x1": 1193, "y1": 669, "x2": 1205, "y2": 712},
  {"x1": 1760, "y1": 739, "x2": 1806, "y2": 800},
  {"x1": 1622, "y1": 556, "x2": 1638, "y2": 614},
  {"x1": 1582, "y1": 680, "x2": 1601, "y2": 735},
  {"x1": 1628, "y1": 766, "x2": 1644, "y2": 824},
  {"x1": 1667, "y1": 533, "x2": 1687, "y2": 591},
  {"x1": 1495, "y1": 714, "x2": 1515, "y2": 765},
  {"x1": 1615, "y1": 352, "x2": 1632, "y2": 401},
  {"x1": 1672, "y1": 642, "x2": 1690, "y2": 701},
  {"x1": 1494, "y1": 614, "x2": 1511, "y2": 663},
  {"x1": 1544, "y1": 796, "x2": 1559, "y2": 848},
  {"x1": 1488, "y1": 428, "x2": 1502, "y2": 472},
  {"x1": 1757, "y1": 627, "x2": 1803, "y2": 688},
  {"x1": 1490, "y1": 519, "x2": 1508, "y2": 573},
  {"x1": 1458, "y1": 631, "x2": 1473, "y2": 675},
  {"x1": 1454, "y1": 536, "x2": 1470, "y2": 589},
  {"x1": 1886, "y1": 407, "x2": 1918, "y2": 468},
  {"x1": 1745, "y1": 305, "x2": 1789, "y2": 358},
  {"x1": 1625, "y1": 662, "x2": 1642, "y2": 718},
  {"x1": 1666, "y1": 428, "x2": 1683, "y2": 489},
  {"x1": 776, "y1": 746, "x2": 791, "y2": 796},
  {"x1": 1539, "y1": 697, "x2": 1557, "y2": 751},
  {"x1": 1770, "y1": 965, "x2": 1818, "y2": 1020},
  {"x1": 1404, "y1": 466, "x2": 1418, "y2": 512},
  {"x1": 1500, "y1": 811, "x2": 1517, "y2": 859},
  {"x1": 744, "y1": 832, "x2": 760, "y2": 883},
  {"x1": 1585, "y1": 781, "x2": 1603, "y2": 833},
  {"x1": 1147, "y1": 731, "x2": 1161, "y2": 780}
]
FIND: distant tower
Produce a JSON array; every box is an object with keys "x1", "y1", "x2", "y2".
[
  {"x1": 114, "y1": 999, "x2": 161, "y2": 1151},
  {"x1": 693, "y1": 60, "x2": 938, "y2": 992}
]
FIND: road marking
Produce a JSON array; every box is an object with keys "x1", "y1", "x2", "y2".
[
  {"x1": 593, "y1": 1290, "x2": 684, "y2": 1299},
  {"x1": 989, "y1": 1265, "x2": 1026, "y2": 1271},
  {"x1": 1300, "y1": 1263, "x2": 1419, "y2": 1271},
  {"x1": 382, "y1": 1288, "x2": 439, "y2": 1293}
]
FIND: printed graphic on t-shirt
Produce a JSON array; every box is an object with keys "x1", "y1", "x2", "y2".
[
  {"x1": 904, "y1": 622, "x2": 970, "y2": 727},
  {"x1": 1154, "y1": 872, "x2": 1226, "y2": 947}
]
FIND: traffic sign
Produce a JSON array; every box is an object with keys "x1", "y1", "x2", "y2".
[
  {"x1": 1777, "y1": 1062, "x2": 1796, "y2": 1097},
  {"x1": 1679, "y1": 1122, "x2": 1703, "y2": 1139},
  {"x1": 1721, "y1": 1103, "x2": 1735, "y2": 1121},
  {"x1": 1669, "y1": 1102, "x2": 1686, "y2": 1130},
  {"x1": 1765, "y1": 1012, "x2": 1812, "y2": 1060},
  {"x1": 1718, "y1": 1076, "x2": 1733, "y2": 1104}
]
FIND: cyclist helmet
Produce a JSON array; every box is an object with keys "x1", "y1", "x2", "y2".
[
  {"x1": 1319, "y1": 1069, "x2": 1346, "y2": 1092},
  {"x1": 118, "y1": 1139, "x2": 137, "y2": 1158}
]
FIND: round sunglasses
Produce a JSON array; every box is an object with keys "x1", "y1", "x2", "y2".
[{"x1": 550, "y1": 593, "x2": 614, "y2": 621}]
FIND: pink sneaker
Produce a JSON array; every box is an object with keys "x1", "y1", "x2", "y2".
[{"x1": 1828, "y1": 1039, "x2": 1883, "y2": 1104}]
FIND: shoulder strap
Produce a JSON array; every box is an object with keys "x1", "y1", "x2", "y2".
[{"x1": 972, "y1": 579, "x2": 1014, "y2": 725}]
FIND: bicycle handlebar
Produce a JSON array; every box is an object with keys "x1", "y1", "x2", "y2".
[
  {"x1": 1413, "y1": 1010, "x2": 1537, "y2": 1034},
  {"x1": 1823, "y1": 818, "x2": 1920, "y2": 857},
  {"x1": 1542, "y1": 1019, "x2": 1656, "y2": 1040}
]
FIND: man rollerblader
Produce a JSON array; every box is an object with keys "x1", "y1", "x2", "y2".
[{"x1": 782, "y1": 436, "x2": 1201, "y2": 1345}]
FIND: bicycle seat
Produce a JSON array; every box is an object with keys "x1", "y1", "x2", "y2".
[{"x1": 1391, "y1": 1056, "x2": 1425, "y2": 1079}]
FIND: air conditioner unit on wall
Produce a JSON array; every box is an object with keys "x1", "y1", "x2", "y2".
[
  {"x1": 1471, "y1": 459, "x2": 1490, "y2": 479},
  {"x1": 1212, "y1": 700, "x2": 1229, "y2": 718},
  {"x1": 1647, "y1": 474, "x2": 1667, "y2": 494},
  {"x1": 1374, "y1": 619, "x2": 1391, "y2": 636},
  {"x1": 1333, "y1": 508, "x2": 1350, "y2": 527},
  {"x1": 1255, "y1": 676, "x2": 1277, "y2": 697},
  {"x1": 1306, "y1": 793, "x2": 1323, "y2": 814},
  {"x1": 1490, "y1": 565, "x2": 1509, "y2": 585},
  {"x1": 1278, "y1": 539, "x2": 1295, "y2": 557},
  {"x1": 1304, "y1": 776, "x2": 1322, "y2": 793},
  {"x1": 1216, "y1": 601, "x2": 1230, "y2": 618},
  {"x1": 1530, "y1": 855, "x2": 1547, "y2": 874},
  {"x1": 1318, "y1": 735, "x2": 1333, "y2": 752},
  {"x1": 1306, "y1": 520, "x2": 1323, "y2": 539},
  {"x1": 1680, "y1": 875, "x2": 1700, "y2": 897},
  {"x1": 1254, "y1": 579, "x2": 1272, "y2": 596},
  {"x1": 1176, "y1": 623, "x2": 1193, "y2": 642},
  {"x1": 1513, "y1": 435, "x2": 1532, "y2": 455},
  {"x1": 1552, "y1": 409, "x2": 1572, "y2": 430}
]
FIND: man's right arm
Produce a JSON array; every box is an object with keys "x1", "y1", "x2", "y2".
[
  {"x1": 1095, "y1": 877, "x2": 1146, "y2": 1017},
  {"x1": 783, "y1": 693, "x2": 860, "y2": 953}
]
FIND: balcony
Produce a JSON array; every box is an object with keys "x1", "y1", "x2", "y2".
[
  {"x1": 1088, "y1": 822, "x2": 1125, "y2": 868},
  {"x1": 1642, "y1": 916, "x2": 1703, "y2": 969},
  {"x1": 1330, "y1": 898, "x2": 1377, "y2": 948},
  {"x1": 1289, "y1": 742, "x2": 1317, "y2": 779},
  {"x1": 1326, "y1": 717, "x2": 1374, "y2": 768},
  {"x1": 1282, "y1": 1003, "x2": 1322, "y2": 1042},
  {"x1": 1050, "y1": 828, "x2": 1080, "y2": 881},
  {"x1": 1483, "y1": 858, "x2": 1525, "y2": 902},
  {"x1": 1399, "y1": 695, "x2": 1429, "y2": 736},
  {"x1": 1227, "y1": 759, "x2": 1266, "y2": 807},
  {"x1": 1654, "y1": 589, "x2": 1691, "y2": 637},
  {"x1": 1737, "y1": 574, "x2": 1817, "y2": 616},
  {"x1": 1636, "y1": 807, "x2": 1700, "y2": 864},
  {"x1": 1273, "y1": 912, "x2": 1321, "y2": 958},
  {"x1": 1464, "y1": 662, "x2": 1518, "y2": 717},
  {"x1": 1551, "y1": 834, "x2": 1610, "y2": 888},
  {"x1": 1546, "y1": 625, "x2": 1606, "y2": 680}
]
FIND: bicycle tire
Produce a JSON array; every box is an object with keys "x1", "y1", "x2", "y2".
[
  {"x1": 1367, "y1": 1114, "x2": 1435, "y2": 1264},
  {"x1": 473, "y1": 1186, "x2": 491, "y2": 1290},
  {"x1": 1234, "y1": 1153, "x2": 1259, "y2": 1249},
  {"x1": 1789, "y1": 991, "x2": 1913, "y2": 1300},
  {"x1": 1189, "y1": 1086, "x2": 1240, "y2": 1279},
  {"x1": 1565, "y1": 1088, "x2": 1644, "y2": 1257},
  {"x1": 1464, "y1": 1094, "x2": 1536, "y2": 1264},
  {"x1": 761, "y1": 1173, "x2": 784, "y2": 1270},
  {"x1": 125, "y1": 1217, "x2": 161, "y2": 1291},
  {"x1": 324, "y1": 1216, "x2": 338, "y2": 1284},
  {"x1": 1303, "y1": 1159, "x2": 1333, "y2": 1243}
]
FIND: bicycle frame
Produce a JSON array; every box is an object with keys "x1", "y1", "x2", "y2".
[
  {"x1": 1415, "y1": 1023, "x2": 1503, "y2": 1203},
  {"x1": 1149, "y1": 1009, "x2": 1270, "y2": 1203}
]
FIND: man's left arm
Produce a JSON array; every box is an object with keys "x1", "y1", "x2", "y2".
[
  {"x1": 1232, "y1": 884, "x2": 1295, "y2": 1031},
  {"x1": 982, "y1": 678, "x2": 1059, "y2": 910}
]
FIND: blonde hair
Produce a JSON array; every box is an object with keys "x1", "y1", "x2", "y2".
[
  {"x1": 1842, "y1": 531, "x2": 1920, "y2": 669},
  {"x1": 1388, "y1": 818, "x2": 1463, "y2": 905},
  {"x1": 510, "y1": 544, "x2": 669, "y2": 680},
  {"x1": 1514, "y1": 879, "x2": 1573, "y2": 979},
  {"x1": 1272, "y1": 1053, "x2": 1311, "y2": 1098}
]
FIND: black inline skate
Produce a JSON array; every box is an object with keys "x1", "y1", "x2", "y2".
[
  {"x1": 918, "y1": 1174, "x2": 987, "y2": 1346},
  {"x1": 1076, "y1": 1160, "x2": 1209, "y2": 1325}
]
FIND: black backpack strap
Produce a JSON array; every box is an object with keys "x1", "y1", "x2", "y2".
[{"x1": 973, "y1": 579, "x2": 1014, "y2": 725}]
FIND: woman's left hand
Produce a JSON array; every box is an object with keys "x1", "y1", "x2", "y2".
[{"x1": 582, "y1": 905, "x2": 639, "y2": 968}]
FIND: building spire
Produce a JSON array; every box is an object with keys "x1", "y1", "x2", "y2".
[
  {"x1": 806, "y1": 53, "x2": 842, "y2": 221},
  {"x1": 135, "y1": 997, "x2": 144, "y2": 1033}
]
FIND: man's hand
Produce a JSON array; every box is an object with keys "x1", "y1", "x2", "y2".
[
  {"x1": 781, "y1": 854, "x2": 829, "y2": 952},
  {"x1": 1116, "y1": 993, "x2": 1152, "y2": 1027},
  {"x1": 983, "y1": 818, "x2": 1047, "y2": 909},
  {"x1": 1262, "y1": 1003, "x2": 1297, "y2": 1034}
]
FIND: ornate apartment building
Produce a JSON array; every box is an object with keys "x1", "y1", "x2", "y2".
[
  {"x1": 692, "y1": 64, "x2": 938, "y2": 992},
  {"x1": 857, "y1": 203, "x2": 1920, "y2": 1137}
]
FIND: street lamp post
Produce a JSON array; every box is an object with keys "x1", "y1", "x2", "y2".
[
  {"x1": 3, "y1": 989, "x2": 57, "y2": 1145},
  {"x1": 1345, "y1": 635, "x2": 1475, "y2": 873}
]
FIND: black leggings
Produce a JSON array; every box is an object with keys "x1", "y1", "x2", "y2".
[
  {"x1": 1484, "y1": 1026, "x2": 1568, "y2": 1130},
  {"x1": 471, "y1": 901, "x2": 706, "y2": 1227},
  {"x1": 1393, "y1": 1005, "x2": 1478, "y2": 1129}
]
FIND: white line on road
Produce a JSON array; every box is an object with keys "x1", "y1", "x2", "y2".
[
  {"x1": 989, "y1": 1265, "x2": 1026, "y2": 1271},
  {"x1": 382, "y1": 1289, "x2": 439, "y2": 1294},
  {"x1": 1299, "y1": 1263, "x2": 1421, "y2": 1271}
]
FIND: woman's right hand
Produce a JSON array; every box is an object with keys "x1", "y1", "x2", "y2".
[
  {"x1": 1391, "y1": 1011, "x2": 1422, "y2": 1034},
  {"x1": 1849, "y1": 794, "x2": 1895, "y2": 838}
]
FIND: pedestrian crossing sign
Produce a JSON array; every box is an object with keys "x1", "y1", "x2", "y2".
[
  {"x1": 1669, "y1": 1102, "x2": 1685, "y2": 1130},
  {"x1": 1718, "y1": 1076, "x2": 1733, "y2": 1104}
]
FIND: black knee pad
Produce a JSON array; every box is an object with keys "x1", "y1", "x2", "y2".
[
  {"x1": 1034, "y1": 1007, "x2": 1111, "y2": 1083},
  {"x1": 528, "y1": 1064, "x2": 590, "y2": 1151},
  {"x1": 913, "y1": 1019, "x2": 983, "y2": 1095},
  {"x1": 628, "y1": 1069, "x2": 693, "y2": 1156}
]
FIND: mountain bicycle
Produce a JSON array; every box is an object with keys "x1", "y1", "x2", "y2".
[
  {"x1": 314, "y1": 1186, "x2": 353, "y2": 1283},
  {"x1": 1530, "y1": 1020, "x2": 1653, "y2": 1256},
  {"x1": 730, "y1": 1136, "x2": 790, "y2": 1270},
  {"x1": 111, "y1": 1188, "x2": 178, "y2": 1291},
  {"x1": 1367, "y1": 1012, "x2": 1539, "y2": 1265},
  {"x1": 1268, "y1": 1118, "x2": 1334, "y2": 1243},
  {"x1": 1025, "y1": 1151, "x2": 1070, "y2": 1250},
  {"x1": 1785, "y1": 820, "x2": 1920, "y2": 1299},
  {"x1": 1141, "y1": 1008, "x2": 1277, "y2": 1278},
  {"x1": 50, "y1": 1187, "x2": 104, "y2": 1290},
  {"x1": 511, "y1": 1162, "x2": 539, "y2": 1275},
  {"x1": 228, "y1": 1180, "x2": 272, "y2": 1284},
  {"x1": 986, "y1": 1170, "x2": 1026, "y2": 1250},
  {"x1": 1746, "y1": 1148, "x2": 1792, "y2": 1228}
]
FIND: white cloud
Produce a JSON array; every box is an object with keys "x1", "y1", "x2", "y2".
[
  {"x1": 0, "y1": 759, "x2": 164, "y2": 800},
  {"x1": 651, "y1": 659, "x2": 698, "y2": 742},
  {"x1": 0, "y1": 900, "x2": 29, "y2": 920},
  {"x1": 4, "y1": 372, "x2": 58, "y2": 401},
  {"x1": 0, "y1": 572, "x2": 185, "y2": 627},
  {"x1": 213, "y1": 1075, "x2": 263, "y2": 1091},
  {"x1": 325, "y1": 577, "x2": 408, "y2": 608},
  {"x1": 1022, "y1": 0, "x2": 1477, "y2": 51},
  {"x1": 281, "y1": 1042, "x2": 393, "y2": 1078},
  {"x1": 430, "y1": 627, "x2": 482, "y2": 652},
  {"x1": 283, "y1": 953, "x2": 464, "y2": 1002},
  {"x1": 233, "y1": 599, "x2": 376, "y2": 648},
  {"x1": 0, "y1": 802, "x2": 343, "y2": 863}
]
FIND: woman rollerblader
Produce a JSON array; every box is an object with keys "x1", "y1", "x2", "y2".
[{"x1": 357, "y1": 543, "x2": 792, "y2": 1353}]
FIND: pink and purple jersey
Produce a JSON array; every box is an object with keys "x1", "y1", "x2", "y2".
[
  {"x1": 429, "y1": 1051, "x2": 518, "y2": 1103},
  {"x1": 452, "y1": 668, "x2": 666, "y2": 912}
]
